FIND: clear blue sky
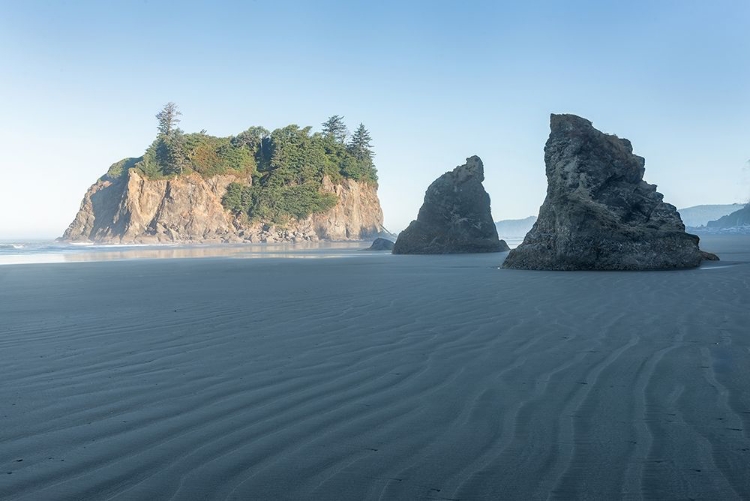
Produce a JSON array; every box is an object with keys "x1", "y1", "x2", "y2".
[{"x1": 1, "y1": 0, "x2": 748, "y2": 238}]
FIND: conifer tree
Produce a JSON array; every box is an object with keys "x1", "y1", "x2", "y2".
[
  {"x1": 322, "y1": 115, "x2": 348, "y2": 143},
  {"x1": 154, "y1": 102, "x2": 186, "y2": 174},
  {"x1": 348, "y1": 123, "x2": 373, "y2": 161},
  {"x1": 156, "y1": 102, "x2": 182, "y2": 137}
]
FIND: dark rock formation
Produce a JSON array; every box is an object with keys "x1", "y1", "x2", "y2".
[
  {"x1": 701, "y1": 251, "x2": 720, "y2": 261},
  {"x1": 366, "y1": 238, "x2": 395, "y2": 251},
  {"x1": 503, "y1": 114, "x2": 717, "y2": 270},
  {"x1": 393, "y1": 156, "x2": 508, "y2": 254}
]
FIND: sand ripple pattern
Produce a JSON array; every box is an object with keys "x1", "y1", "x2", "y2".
[{"x1": 1, "y1": 235, "x2": 749, "y2": 500}]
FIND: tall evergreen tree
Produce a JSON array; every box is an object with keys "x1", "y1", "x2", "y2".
[
  {"x1": 321, "y1": 115, "x2": 348, "y2": 143},
  {"x1": 156, "y1": 102, "x2": 182, "y2": 136},
  {"x1": 154, "y1": 102, "x2": 186, "y2": 174},
  {"x1": 348, "y1": 123, "x2": 373, "y2": 161}
]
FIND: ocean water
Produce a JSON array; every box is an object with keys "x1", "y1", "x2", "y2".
[
  {"x1": 0, "y1": 240, "x2": 368, "y2": 265},
  {"x1": 0, "y1": 240, "x2": 153, "y2": 265},
  {"x1": 503, "y1": 237, "x2": 524, "y2": 248},
  {"x1": 0, "y1": 238, "x2": 524, "y2": 266}
]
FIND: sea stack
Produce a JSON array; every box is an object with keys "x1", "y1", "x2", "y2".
[
  {"x1": 393, "y1": 156, "x2": 509, "y2": 254},
  {"x1": 61, "y1": 111, "x2": 386, "y2": 244},
  {"x1": 503, "y1": 114, "x2": 717, "y2": 270}
]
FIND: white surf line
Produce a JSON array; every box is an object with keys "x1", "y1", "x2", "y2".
[{"x1": 700, "y1": 265, "x2": 740, "y2": 270}]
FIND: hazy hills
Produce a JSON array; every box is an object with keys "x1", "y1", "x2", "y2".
[
  {"x1": 706, "y1": 204, "x2": 750, "y2": 229},
  {"x1": 495, "y1": 216, "x2": 537, "y2": 238},
  {"x1": 677, "y1": 203, "x2": 745, "y2": 228},
  {"x1": 495, "y1": 203, "x2": 747, "y2": 238}
]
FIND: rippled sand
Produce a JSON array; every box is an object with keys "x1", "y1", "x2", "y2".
[{"x1": 1, "y1": 235, "x2": 748, "y2": 500}]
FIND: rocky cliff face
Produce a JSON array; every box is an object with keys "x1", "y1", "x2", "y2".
[
  {"x1": 307, "y1": 176, "x2": 385, "y2": 241},
  {"x1": 62, "y1": 169, "x2": 385, "y2": 243},
  {"x1": 393, "y1": 156, "x2": 508, "y2": 254},
  {"x1": 503, "y1": 114, "x2": 715, "y2": 270}
]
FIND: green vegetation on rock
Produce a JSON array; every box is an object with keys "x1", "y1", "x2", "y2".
[
  {"x1": 104, "y1": 157, "x2": 141, "y2": 180},
  {"x1": 223, "y1": 183, "x2": 339, "y2": 223},
  {"x1": 107, "y1": 103, "x2": 378, "y2": 223}
]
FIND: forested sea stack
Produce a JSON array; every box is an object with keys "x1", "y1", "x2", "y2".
[
  {"x1": 503, "y1": 114, "x2": 717, "y2": 270},
  {"x1": 393, "y1": 156, "x2": 508, "y2": 254},
  {"x1": 63, "y1": 105, "x2": 385, "y2": 243}
]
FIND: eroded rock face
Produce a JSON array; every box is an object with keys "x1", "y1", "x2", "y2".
[
  {"x1": 503, "y1": 114, "x2": 715, "y2": 270},
  {"x1": 308, "y1": 176, "x2": 384, "y2": 241},
  {"x1": 62, "y1": 170, "x2": 384, "y2": 243},
  {"x1": 393, "y1": 156, "x2": 508, "y2": 254}
]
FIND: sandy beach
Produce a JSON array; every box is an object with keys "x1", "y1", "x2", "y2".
[{"x1": 1, "y1": 234, "x2": 748, "y2": 500}]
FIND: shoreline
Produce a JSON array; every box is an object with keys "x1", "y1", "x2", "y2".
[
  {"x1": 0, "y1": 238, "x2": 529, "y2": 266},
  {"x1": 0, "y1": 240, "x2": 381, "y2": 266}
]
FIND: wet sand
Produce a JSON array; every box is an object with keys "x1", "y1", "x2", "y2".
[{"x1": 1, "y1": 235, "x2": 748, "y2": 500}]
